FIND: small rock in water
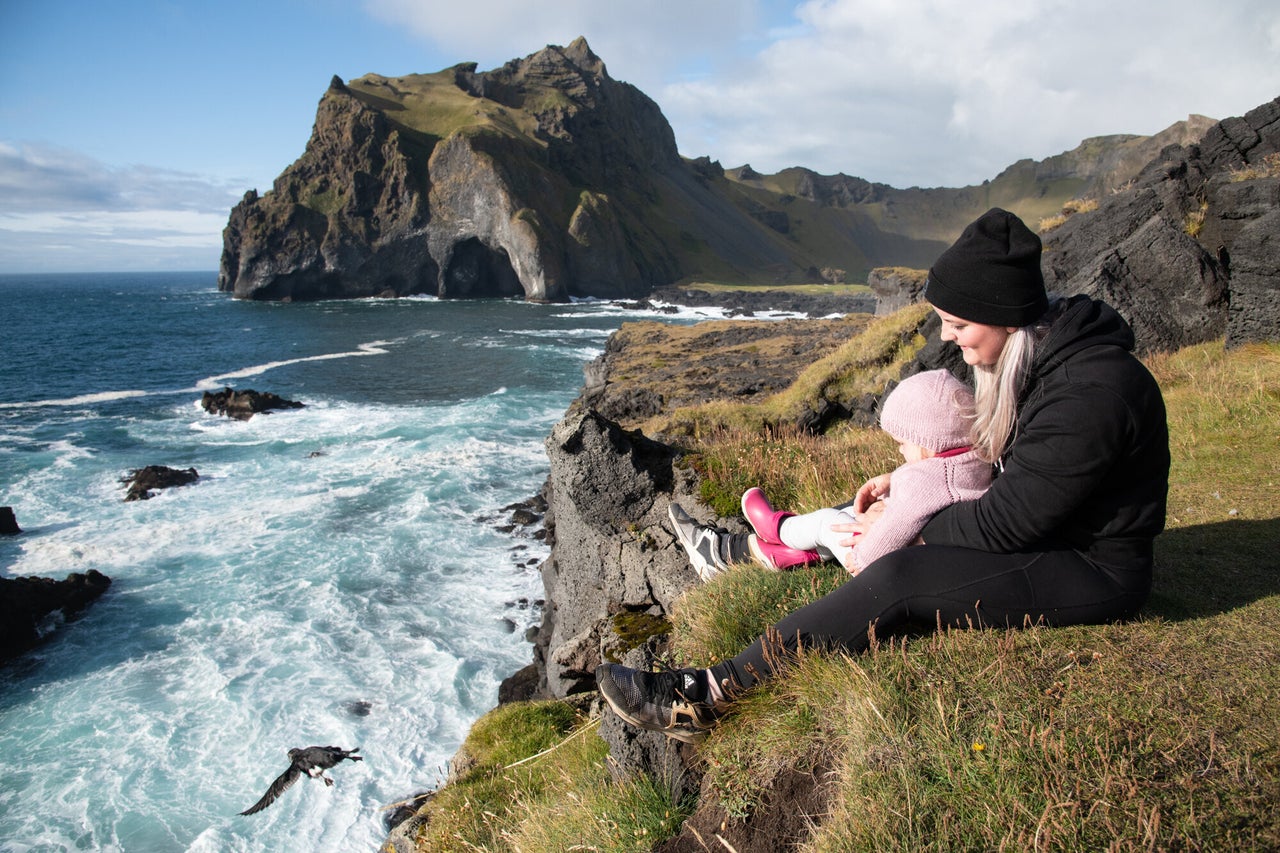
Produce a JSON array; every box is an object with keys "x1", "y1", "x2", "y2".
[
  {"x1": 200, "y1": 387, "x2": 304, "y2": 421},
  {"x1": 0, "y1": 506, "x2": 20, "y2": 535},
  {"x1": 120, "y1": 466, "x2": 199, "y2": 502}
]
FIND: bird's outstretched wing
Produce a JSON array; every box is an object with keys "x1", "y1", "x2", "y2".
[{"x1": 239, "y1": 763, "x2": 303, "y2": 816}]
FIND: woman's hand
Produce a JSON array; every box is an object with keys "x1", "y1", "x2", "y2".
[
  {"x1": 829, "y1": 501, "x2": 884, "y2": 541},
  {"x1": 853, "y1": 474, "x2": 892, "y2": 514},
  {"x1": 828, "y1": 500, "x2": 885, "y2": 570}
]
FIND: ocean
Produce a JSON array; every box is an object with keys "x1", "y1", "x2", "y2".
[{"x1": 0, "y1": 272, "x2": 743, "y2": 852}]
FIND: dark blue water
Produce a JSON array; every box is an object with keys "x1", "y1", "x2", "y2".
[{"x1": 0, "y1": 272, "x2": 730, "y2": 852}]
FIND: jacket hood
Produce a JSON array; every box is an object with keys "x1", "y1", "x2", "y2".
[{"x1": 1034, "y1": 295, "x2": 1135, "y2": 374}]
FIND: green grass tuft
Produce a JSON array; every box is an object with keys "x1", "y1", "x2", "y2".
[{"x1": 411, "y1": 700, "x2": 694, "y2": 851}]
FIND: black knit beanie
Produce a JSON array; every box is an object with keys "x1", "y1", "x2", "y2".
[{"x1": 924, "y1": 207, "x2": 1048, "y2": 327}]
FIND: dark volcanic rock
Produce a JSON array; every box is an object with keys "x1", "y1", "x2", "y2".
[
  {"x1": 122, "y1": 466, "x2": 200, "y2": 502},
  {"x1": 1043, "y1": 96, "x2": 1280, "y2": 350},
  {"x1": 1222, "y1": 203, "x2": 1280, "y2": 346},
  {"x1": 1, "y1": 506, "x2": 19, "y2": 535},
  {"x1": 536, "y1": 408, "x2": 709, "y2": 698},
  {"x1": 0, "y1": 570, "x2": 112, "y2": 664},
  {"x1": 497, "y1": 662, "x2": 541, "y2": 704},
  {"x1": 200, "y1": 387, "x2": 304, "y2": 420},
  {"x1": 220, "y1": 38, "x2": 709, "y2": 302}
]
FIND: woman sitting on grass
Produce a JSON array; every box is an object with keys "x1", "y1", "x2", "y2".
[
  {"x1": 672, "y1": 368, "x2": 991, "y2": 578},
  {"x1": 596, "y1": 207, "x2": 1171, "y2": 743}
]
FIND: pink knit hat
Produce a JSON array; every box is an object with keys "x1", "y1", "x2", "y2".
[{"x1": 878, "y1": 369, "x2": 975, "y2": 452}]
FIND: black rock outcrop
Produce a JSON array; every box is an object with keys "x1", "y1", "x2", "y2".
[
  {"x1": 122, "y1": 466, "x2": 200, "y2": 502},
  {"x1": 534, "y1": 408, "x2": 703, "y2": 698},
  {"x1": 0, "y1": 570, "x2": 112, "y2": 664},
  {"x1": 200, "y1": 387, "x2": 305, "y2": 420},
  {"x1": 1041, "y1": 97, "x2": 1280, "y2": 349}
]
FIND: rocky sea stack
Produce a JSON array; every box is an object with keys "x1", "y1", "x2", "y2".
[
  {"x1": 220, "y1": 38, "x2": 696, "y2": 302},
  {"x1": 220, "y1": 39, "x2": 1214, "y2": 304}
]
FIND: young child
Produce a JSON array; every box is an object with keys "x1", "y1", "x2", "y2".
[{"x1": 674, "y1": 369, "x2": 991, "y2": 578}]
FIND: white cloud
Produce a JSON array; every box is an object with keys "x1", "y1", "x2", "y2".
[
  {"x1": 658, "y1": 0, "x2": 1280, "y2": 186},
  {"x1": 0, "y1": 209, "x2": 227, "y2": 244},
  {"x1": 0, "y1": 142, "x2": 239, "y2": 271},
  {"x1": 361, "y1": 0, "x2": 1280, "y2": 188},
  {"x1": 0, "y1": 141, "x2": 245, "y2": 214}
]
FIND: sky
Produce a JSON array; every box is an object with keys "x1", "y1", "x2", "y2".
[{"x1": 1, "y1": 0, "x2": 1278, "y2": 274}]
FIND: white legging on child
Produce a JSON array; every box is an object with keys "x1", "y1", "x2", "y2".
[{"x1": 778, "y1": 508, "x2": 857, "y2": 570}]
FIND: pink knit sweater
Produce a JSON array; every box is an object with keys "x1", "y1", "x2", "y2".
[{"x1": 852, "y1": 449, "x2": 992, "y2": 570}]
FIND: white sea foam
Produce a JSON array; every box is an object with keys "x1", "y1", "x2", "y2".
[
  {"x1": 0, "y1": 389, "x2": 553, "y2": 851},
  {"x1": 195, "y1": 340, "x2": 396, "y2": 389},
  {"x1": 0, "y1": 340, "x2": 403, "y2": 410},
  {"x1": 0, "y1": 285, "x2": 632, "y2": 852},
  {"x1": 0, "y1": 389, "x2": 151, "y2": 409}
]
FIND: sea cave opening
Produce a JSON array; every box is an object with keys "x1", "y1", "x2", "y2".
[{"x1": 441, "y1": 237, "x2": 524, "y2": 299}]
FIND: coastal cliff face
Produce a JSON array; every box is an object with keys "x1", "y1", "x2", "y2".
[
  {"x1": 220, "y1": 38, "x2": 689, "y2": 301},
  {"x1": 219, "y1": 40, "x2": 1214, "y2": 303}
]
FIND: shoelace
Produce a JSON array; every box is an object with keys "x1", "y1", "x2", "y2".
[{"x1": 648, "y1": 660, "x2": 702, "y2": 704}]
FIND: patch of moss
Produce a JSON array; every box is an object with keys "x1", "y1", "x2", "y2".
[
  {"x1": 303, "y1": 187, "x2": 345, "y2": 216},
  {"x1": 610, "y1": 610, "x2": 672, "y2": 655}
]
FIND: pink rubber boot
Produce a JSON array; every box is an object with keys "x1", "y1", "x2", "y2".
[
  {"x1": 741, "y1": 487, "x2": 793, "y2": 545},
  {"x1": 750, "y1": 537, "x2": 822, "y2": 571}
]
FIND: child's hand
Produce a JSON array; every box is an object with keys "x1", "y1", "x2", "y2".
[
  {"x1": 853, "y1": 474, "x2": 892, "y2": 514},
  {"x1": 860, "y1": 499, "x2": 887, "y2": 526}
]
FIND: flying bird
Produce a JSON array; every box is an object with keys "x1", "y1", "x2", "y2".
[{"x1": 239, "y1": 745, "x2": 362, "y2": 816}]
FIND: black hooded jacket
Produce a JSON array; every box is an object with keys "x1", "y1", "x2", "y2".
[{"x1": 920, "y1": 295, "x2": 1170, "y2": 570}]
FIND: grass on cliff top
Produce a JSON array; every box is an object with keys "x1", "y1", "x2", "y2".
[
  {"x1": 409, "y1": 336, "x2": 1279, "y2": 852},
  {"x1": 407, "y1": 699, "x2": 692, "y2": 851},
  {"x1": 654, "y1": 302, "x2": 933, "y2": 444},
  {"x1": 346, "y1": 72, "x2": 547, "y2": 146}
]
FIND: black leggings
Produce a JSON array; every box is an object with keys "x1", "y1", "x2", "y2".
[{"x1": 708, "y1": 544, "x2": 1151, "y2": 691}]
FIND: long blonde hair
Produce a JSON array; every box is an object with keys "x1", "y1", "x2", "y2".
[{"x1": 969, "y1": 299, "x2": 1062, "y2": 463}]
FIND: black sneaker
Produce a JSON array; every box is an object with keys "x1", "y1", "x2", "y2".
[
  {"x1": 595, "y1": 663, "x2": 721, "y2": 743},
  {"x1": 668, "y1": 503, "x2": 729, "y2": 581}
]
